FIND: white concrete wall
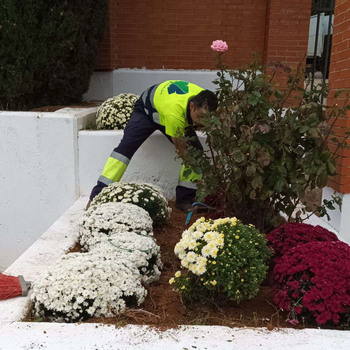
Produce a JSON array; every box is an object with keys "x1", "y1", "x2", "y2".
[
  {"x1": 0, "y1": 108, "x2": 97, "y2": 271},
  {"x1": 79, "y1": 130, "x2": 206, "y2": 200},
  {"x1": 83, "y1": 69, "x2": 222, "y2": 101},
  {"x1": 321, "y1": 186, "x2": 350, "y2": 243}
]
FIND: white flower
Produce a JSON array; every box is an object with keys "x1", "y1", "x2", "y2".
[
  {"x1": 96, "y1": 93, "x2": 139, "y2": 130},
  {"x1": 91, "y1": 232, "x2": 162, "y2": 284},
  {"x1": 186, "y1": 251, "x2": 197, "y2": 262},
  {"x1": 91, "y1": 182, "x2": 171, "y2": 226},
  {"x1": 31, "y1": 252, "x2": 146, "y2": 322},
  {"x1": 78, "y1": 202, "x2": 153, "y2": 251}
]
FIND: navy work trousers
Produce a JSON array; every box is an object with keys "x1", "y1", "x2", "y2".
[{"x1": 90, "y1": 98, "x2": 202, "y2": 203}]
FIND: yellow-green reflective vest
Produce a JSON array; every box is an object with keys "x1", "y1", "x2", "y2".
[{"x1": 151, "y1": 80, "x2": 204, "y2": 137}]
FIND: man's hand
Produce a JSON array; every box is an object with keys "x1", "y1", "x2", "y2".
[{"x1": 172, "y1": 137, "x2": 187, "y2": 158}]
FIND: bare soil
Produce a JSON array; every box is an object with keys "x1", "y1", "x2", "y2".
[{"x1": 79, "y1": 202, "x2": 299, "y2": 330}]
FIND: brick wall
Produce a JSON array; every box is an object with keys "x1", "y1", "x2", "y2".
[
  {"x1": 327, "y1": 0, "x2": 350, "y2": 194},
  {"x1": 95, "y1": 0, "x2": 312, "y2": 72},
  {"x1": 264, "y1": 0, "x2": 312, "y2": 88},
  {"x1": 95, "y1": 0, "x2": 268, "y2": 70}
]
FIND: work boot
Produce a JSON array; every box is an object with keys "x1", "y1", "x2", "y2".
[{"x1": 175, "y1": 202, "x2": 193, "y2": 213}]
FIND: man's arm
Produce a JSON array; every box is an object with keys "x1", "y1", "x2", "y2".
[{"x1": 172, "y1": 137, "x2": 187, "y2": 158}]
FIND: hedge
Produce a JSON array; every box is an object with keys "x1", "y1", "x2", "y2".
[{"x1": 0, "y1": 0, "x2": 108, "y2": 110}]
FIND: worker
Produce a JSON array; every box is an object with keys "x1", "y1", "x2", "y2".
[{"x1": 86, "y1": 80, "x2": 218, "y2": 212}]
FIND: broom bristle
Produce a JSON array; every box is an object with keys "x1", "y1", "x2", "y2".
[{"x1": 0, "y1": 273, "x2": 22, "y2": 300}]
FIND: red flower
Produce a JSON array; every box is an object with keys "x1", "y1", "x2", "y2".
[
  {"x1": 272, "y1": 241, "x2": 350, "y2": 326},
  {"x1": 267, "y1": 222, "x2": 338, "y2": 259}
]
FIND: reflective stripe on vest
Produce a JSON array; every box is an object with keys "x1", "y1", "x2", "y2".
[{"x1": 141, "y1": 84, "x2": 160, "y2": 124}]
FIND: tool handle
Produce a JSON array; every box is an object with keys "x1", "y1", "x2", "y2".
[{"x1": 18, "y1": 275, "x2": 31, "y2": 296}]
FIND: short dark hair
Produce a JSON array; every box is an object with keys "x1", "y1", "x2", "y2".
[{"x1": 191, "y1": 90, "x2": 218, "y2": 112}]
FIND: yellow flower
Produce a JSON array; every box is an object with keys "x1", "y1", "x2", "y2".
[
  {"x1": 235, "y1": 235, "x2": 240, "y2": 239},
  {"x1": 211, "y1": 280, "x2": 217, "y2": 286},
  {"x1": 169, "y1": 278, "x2": 175, "y2": 284},
  {"x1": 181, "y1": 285, "x2": 186, "y2": 290},
  {"x1": 175, "y1": 271, "x2": 181, "y2": 278},
  {"x1": 212, "y1": 261, "x2": 217, "y2": 265},
  {"x1": 241, "y1": 279, "x2": 244, "y2": 282}
]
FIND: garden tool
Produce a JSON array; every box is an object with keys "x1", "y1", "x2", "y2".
[
  {"x1": 185, "y1": 202, "x2": 216, "y2": 225},
  {"x1": 0, "y1": 273, "x2": 31, "y2": 300}
]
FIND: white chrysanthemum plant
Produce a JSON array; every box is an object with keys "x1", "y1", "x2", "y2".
[
  {"x1": 170, "y1": 217, "x2": 272, "y2": 303},
  {"x1": 31, "y1": 252, "x2": 147, "y2": 322},
  {"x1": 91, "y1": 182, "x2": 171, "y2": 227},
  {"x1": 78, "y1": 202, "x2": 153, "y2": 251},
  {"x1": 96, "y1": 93, "x2": 139, "y2": 130},
  {"x1": 91, "y1": 232, "x2": 162, "y2": 284}
]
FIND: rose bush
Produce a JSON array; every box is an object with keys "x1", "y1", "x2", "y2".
[
  {"x1": 78, "y1": 202, "x2": 153, "y2": 251},
  {"x1": 273, "y1": 241, "x2": 350, "y2": 326},
  {"x1": 170, "y1": 217, "x2": 272, "y2": 303},
  {"x1": 267, "y1": 222, "x2": 339, "y2": 259},
  {"x1": 181, "y1": 42, "x2": 349, "y2": 232},
  {"x1": 91, "y1": 232, "x2": 162, "y2": 284},
  {"x1": 32, "y1": 252, "x2": 146, "y2": 322},
  {"x1": 91, "y1": 182, "x2": 171, "y2": 227},
  {"x1": 96, "y1": 93, "x2": 139, "y2": 130}
]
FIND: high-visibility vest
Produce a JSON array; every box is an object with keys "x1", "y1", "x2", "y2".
[{"x1": 141, "y1": 80, "x2": 204, "y2": 137}]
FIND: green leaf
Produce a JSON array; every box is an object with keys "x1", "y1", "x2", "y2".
[
  {"x1": 274, "y1": 178, "x2": 284, "y2": 193},
  {"x1": 232, "y1": 149, "x2": 245, "y2": 163},
  {"x1": 300, "y1": 125, "x2": 309, "y2": 133},
  {"x1": 246, "y1": 165, "x2": 256, "y2": 177},
  {"x1": 326, "y1": 160, "x2": 336, "y2": 175},
  {"x1": 317, "y1": 171, "x2": 328, "y2": 187},
  {"x1": 193, "y1": 166, "x2": 202, "y2": 175},
  {"x1": 252, "y1": 175, "x2": 263, "y2": 189},
  {"x1": 275, "y1": 90, "x2": 283, "y2": 99},
  {"x1": 248, "y1": 91, "x2": 261, "y2": 106}
]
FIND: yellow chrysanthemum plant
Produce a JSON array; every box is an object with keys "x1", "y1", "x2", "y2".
[{"x1": 170, "y1": 217, "x2": 272, "y2": 303}]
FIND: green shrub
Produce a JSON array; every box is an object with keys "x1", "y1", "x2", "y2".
[
  {"x1": 170, "y1": 217, "x2": 272, "y2": 303},
  {"x1": 0, "y1": 0, "x2": 108, "y2": 110}
]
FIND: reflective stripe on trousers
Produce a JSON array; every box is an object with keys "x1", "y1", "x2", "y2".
[{"x1": 99, "y1": 151, "x2": 130, "y2": 185}]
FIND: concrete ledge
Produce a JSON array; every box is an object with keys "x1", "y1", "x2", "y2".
[
  {"x1": 0, "y1": 108, "x2": 97, "y2": 271},
  {"x1": 84, "y1": 69, "x2": 222, "y2": 101},
  {"x1": 0, "y1": 323, "x2": 350, "y2": 350},
  {"x1": 0, "y1": 196, "x2": 86, "y2": 323},
  {"x1": 78, "y1": 130, "x2": 207, "y2": 199}
]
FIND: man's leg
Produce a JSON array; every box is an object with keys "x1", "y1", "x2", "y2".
[
  {"x1": 175, "y1": 125, "x2": 203, "y2": 207},
  {"x1": 156, "y1": 124, "x2": 203, "y2": 210},
  {"x1": 89, "y1": 110, "x2": 156, "y2": 201}
]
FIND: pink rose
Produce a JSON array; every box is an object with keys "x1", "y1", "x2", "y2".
[{"x1": 211, "y1": 40, "x2": 228, "y2": 52}]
